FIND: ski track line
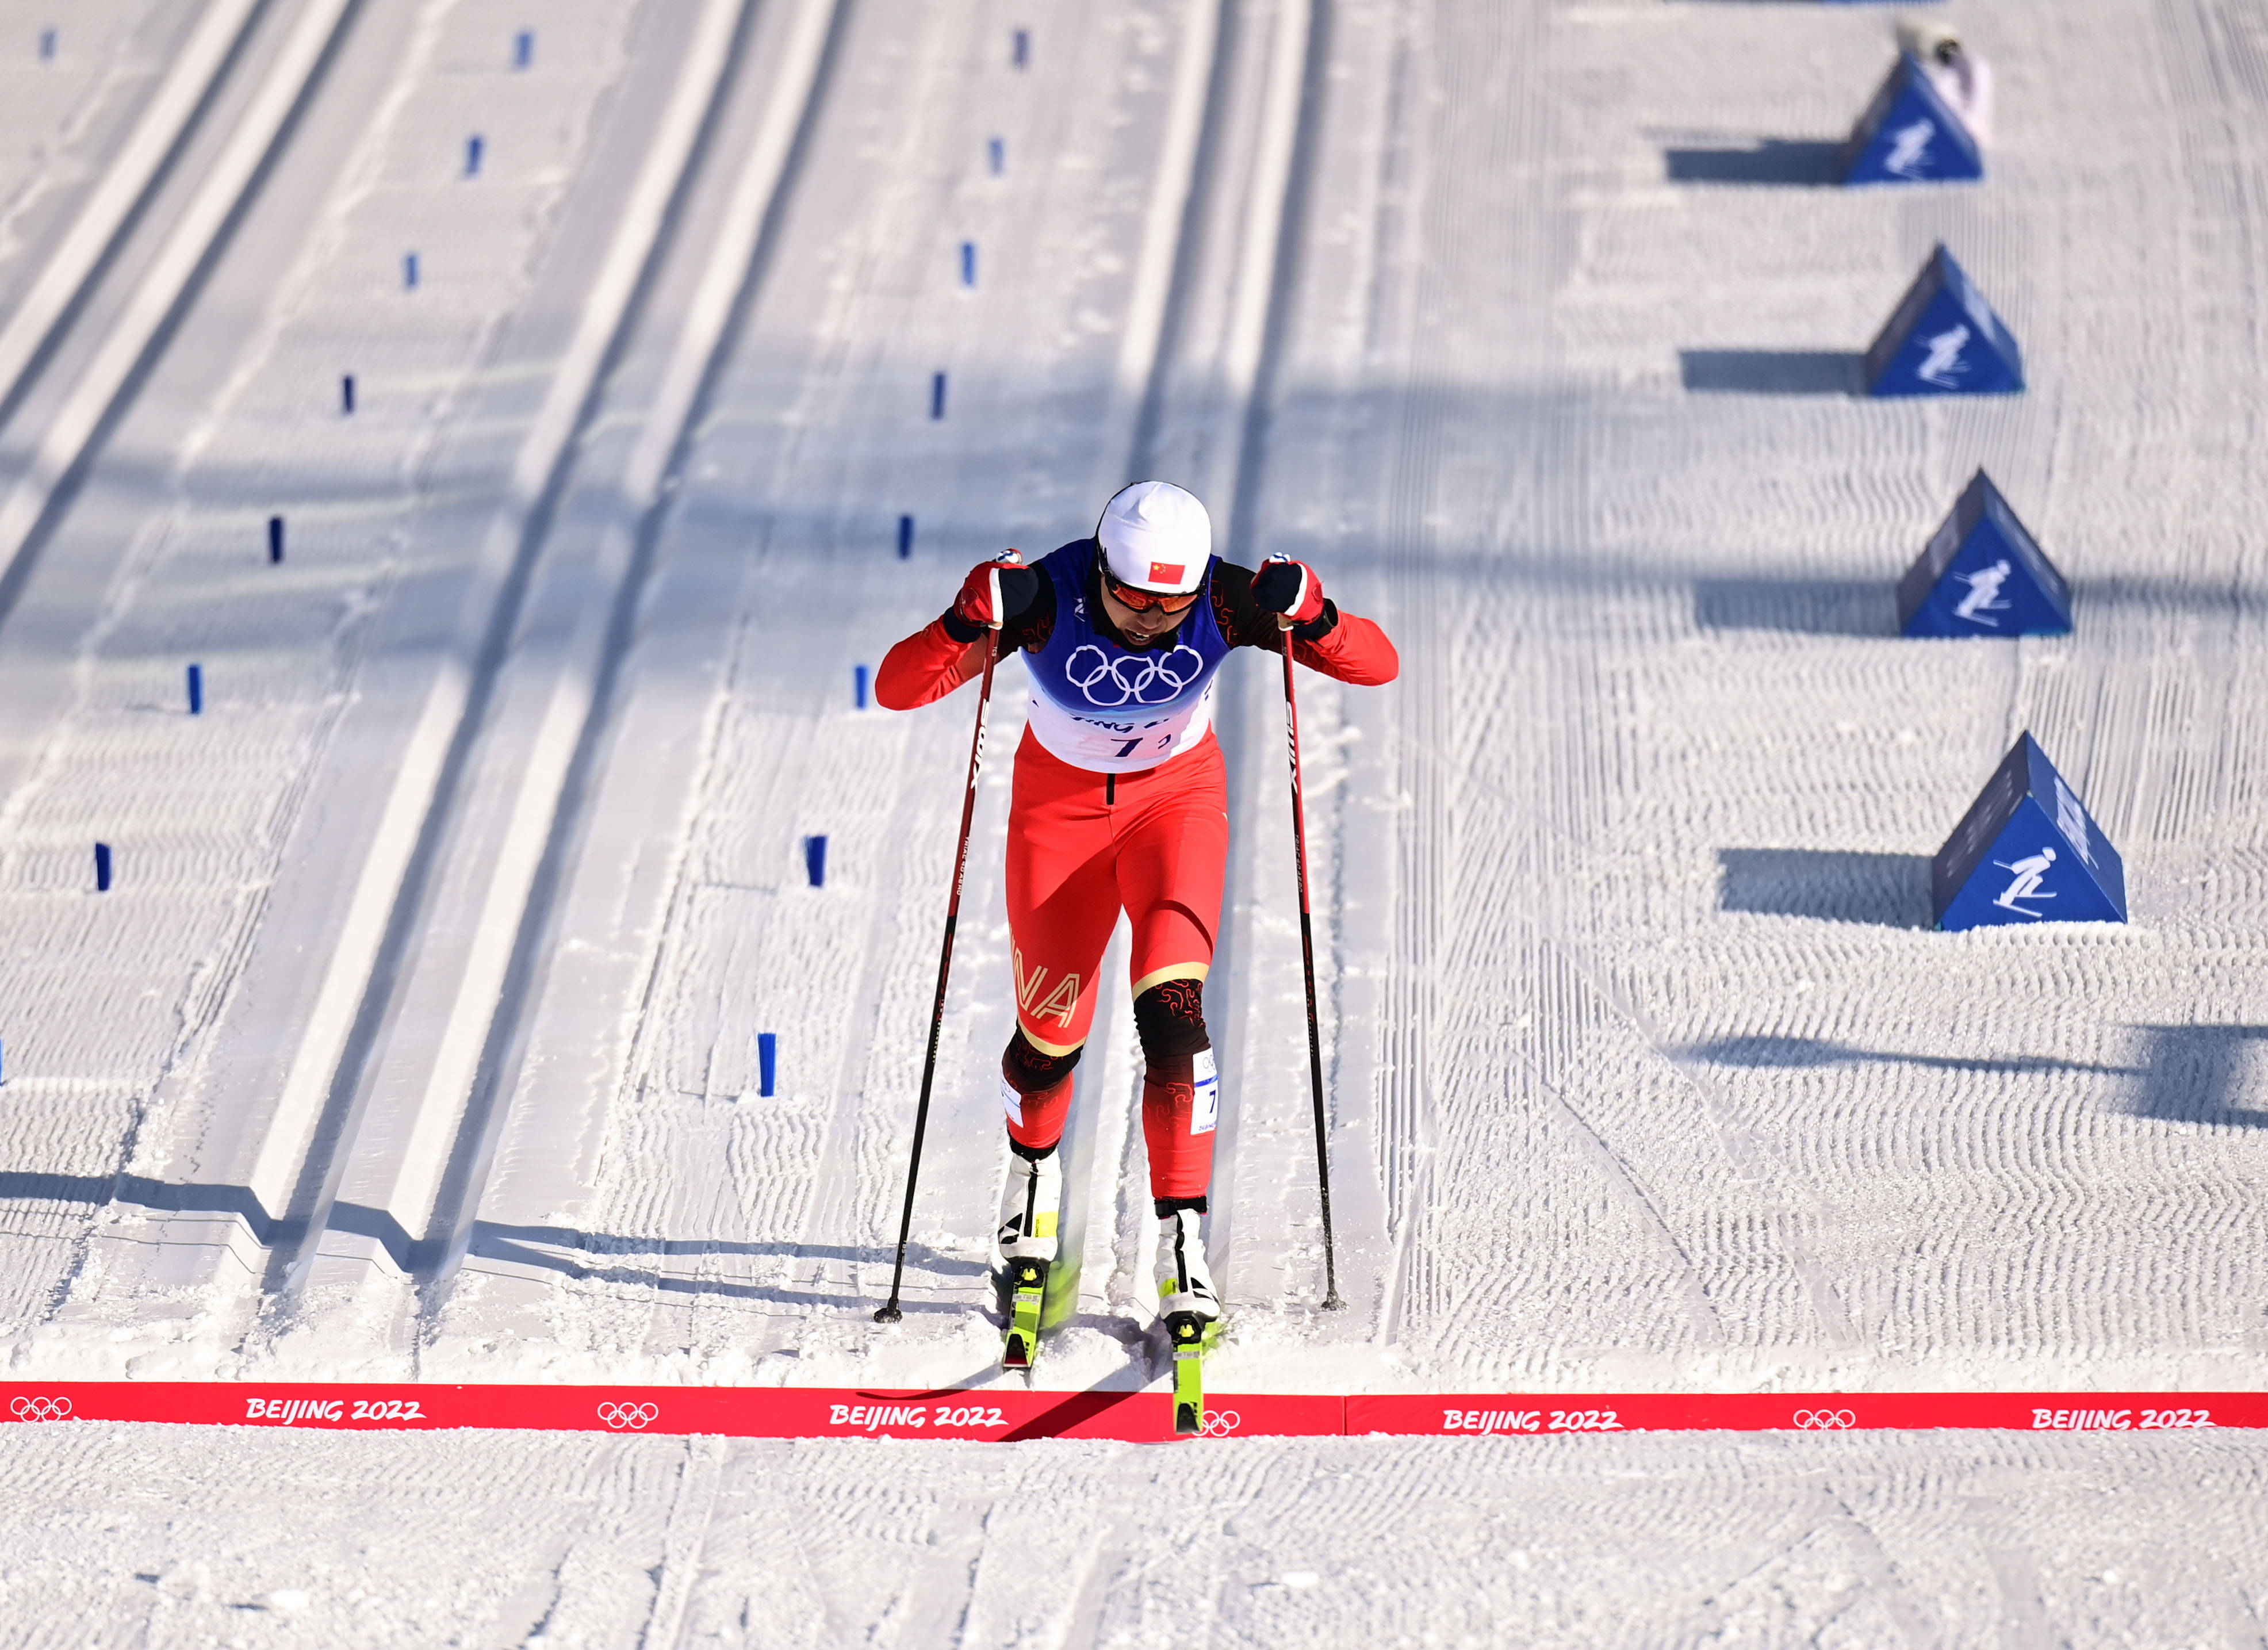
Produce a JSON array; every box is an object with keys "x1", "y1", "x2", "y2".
[
  {"x1": 486, "y1": 0, "x2": 1015, "y2": 1373},
  {"x1": 0, "y1": 0, "x2": 264, "y2": 434},
  {"x1": 1141, "y1": 0, "x2": 1315, "y2": 1330},
  {"x1": 449, "y1": 0, "x2": 1231, "y2": 1384},
  {"x1": 0, "y1": 0, "x2": 357, "y2": 637},
  {"x1": 766, "y1": 0, "x2": 1224, "y2": 1366},
  {"x1": 243, "y1": 0, "x2": 749, "y2": 1243},
  {"x1": 350, "y1": 0, "x2": 841, "y2": 1300},
  {"x1": 2, "y1": 0, "x2": 698, "y2": 1353}
]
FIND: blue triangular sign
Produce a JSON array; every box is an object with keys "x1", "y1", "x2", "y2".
[
  {"x1": 1933, "y1": 733, "x2": 2127, "y2": 932},
  {"x1": 1840, "y1": 53, "x2": 1984, "y2": 185},
  {"x1": 1865, "y1": 244, "x2": 2024, "y2": 397},
  {"x1": 1897, "y1": 470, "x2": 2072, "y2": 638}
]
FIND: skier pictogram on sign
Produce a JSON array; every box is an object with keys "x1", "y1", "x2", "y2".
[
  {"x1": 1865, "y1": 244, "x2": 2024, "y2": 397},
  {"x1": 1840, "y1": 52, "x2": 1984, "y2": 185},
  {"x1": 1897, "y1": 470, "x2": 2072, "y2": 638},
  {"x1": 1933, "y1": 733, "x2": 2127, "y2": 932}
]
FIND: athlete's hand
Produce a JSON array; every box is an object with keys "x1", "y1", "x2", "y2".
[
  {"x1": 954, "y1": 552, "x2": 1039, "y2": 630},
  {"x1": 1252, "y1": 556, "x2": 1325, "y2": 629}
]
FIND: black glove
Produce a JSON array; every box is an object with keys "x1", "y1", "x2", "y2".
[
  {"x1": 1251, "y1": 557, "x2": 1337, "y2": 640},
  {"x1": 944, "y1": 556, "x2": 1041, "y2": 641}
]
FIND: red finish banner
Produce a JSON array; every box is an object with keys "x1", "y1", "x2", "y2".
[
  {"x1": 1349, "y1": 1392, "x2": 2257, "y2": 1437},
  {"x1": 1, "y1": 1385, "x2": 2256, "y2": 1441},
  {"x1": 0, "y1": 1383, "x2": 1339, "y2": 1442}
]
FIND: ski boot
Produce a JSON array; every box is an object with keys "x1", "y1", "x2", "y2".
[
  {"x1": 1156, "y1": 1208, "x2": 1220, "y2": 1434},
  {"x1": 997, "y1": 1143, "x2": 1061, "y2": 1369}
]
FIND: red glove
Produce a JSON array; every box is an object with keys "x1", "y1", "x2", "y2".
[
  {"x1": 1252, "y1": 556, "x2": 1325, "y2": 627},
  {"x1": 953, "y1": 553, "x2": 1039, "y2": 630}
]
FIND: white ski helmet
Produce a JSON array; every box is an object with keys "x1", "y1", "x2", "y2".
[{"x1": 1095, "y1": 480, "x2": 1211, "y2": 594}]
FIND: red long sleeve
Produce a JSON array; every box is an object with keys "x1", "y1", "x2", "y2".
[
  {"x1": 875, "y1": 615, "x2": 989, "y2": 710},
  {"x1": 1289, "y1": 610, "x2": 1398, "y2": 686}
]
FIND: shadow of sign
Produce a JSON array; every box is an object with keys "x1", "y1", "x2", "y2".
[
  {"x1": 1665, "y1": 141, "x2": 1842, "y2": 185},
  {"x1": 1688, "y1": 1033, "x2": 2135, "y2": 1079},
  {"x1": 1695, "y1": 578, "x2": 1894, "y2": 637},
  {"x1": 2132, "y1": 1026, "x2": 2268, "y2": 1130},
  {"x1": 1718, "y1": 848, "x2": 1934, "y2": 928},
  {"x1": 1680, "y1": 350, "x2": 1866, "y2": 395}
]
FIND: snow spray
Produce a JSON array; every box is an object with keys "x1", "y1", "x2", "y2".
[
  {"x1": 804, "y1": 836, "x2": 827, "y2": 888},
  {"x1": 186, "y1": 664, "x2": 203, "y2": 716},
  {"x1": 757, "y1": 1033, "x2": 777, "y2": 1097},
  {"x1": 897, "y1": 514, "x2": 914, "y2": 558},
  {"x1": 94, "y1": 844, "x2": 112, "y2": 893},
  {"x1": 267, "y1": 516, "x2": 284, "y2": 564}
]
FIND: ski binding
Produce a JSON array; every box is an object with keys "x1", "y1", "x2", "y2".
[
  {"x1": 1167, "y1": 1310, "x2": 1208, "y2": 1435},
  {"x1": 1002, "y1": 1257, "x2": 1048, "y2": 1370}
]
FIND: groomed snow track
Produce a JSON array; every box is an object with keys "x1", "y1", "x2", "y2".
[{"x1": 3, "y1": 0, "x2": 2268, "y2": 1634}]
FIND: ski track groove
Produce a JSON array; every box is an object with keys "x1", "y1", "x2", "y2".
[{"x1": 0, "y1": 0, "x2": 664, "y2": 1353}]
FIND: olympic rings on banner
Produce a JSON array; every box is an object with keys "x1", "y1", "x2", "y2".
[
  {"x1": 1791, "y1": 1408, "x2": 1856, "y2": 1430},
  {"x1": 1063, "y1": 644, "x2": 1204, "y2": 707},
  {"x1": 10, "y1": 1395, "x2": 72, "y2": 1422},
  {"x1": 1200, "y1": 1410, "x2": 1241, "y2": 1438},
  {"x1": 597, "y1": 1400, "x2": 659, "y2": 1431}
]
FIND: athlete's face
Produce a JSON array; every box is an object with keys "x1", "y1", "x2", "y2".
[{"x1": 1098, "y1": 582, "x2": 1190, "y2": 646}]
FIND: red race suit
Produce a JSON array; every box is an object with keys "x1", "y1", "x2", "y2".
[{"x1": 878, "y1": 538, "x2": 1396, "y2": 1203}]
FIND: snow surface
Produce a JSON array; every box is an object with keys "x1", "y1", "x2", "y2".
[{"x1": 3, "y1": 0, "x2": 2268, "y2": 1636}]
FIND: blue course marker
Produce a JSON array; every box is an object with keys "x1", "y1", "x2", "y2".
[
  {"x1": 341, "y1": 374, "x2": 356, "y2": 414},
  {"x1": 987, "y1": 136, "x2": 1005, "y2": 175},
  {"x1": 1933, "y1": 733, "x2": 2127, "y2": 931},
  {"x1": 0, "y1": 1038, "x2": 6, "y2": 1084},
  {"x1": 514, "y1": 29, "x2": 533, "y2": 68},
  {"x1": 1864, "y1": 244, "x2": 2022, "y2": 397},
  {"x1": 187, "y1": 663, "x2": 204, "y2": 715},
  {"x1": 267, "y1": 515, "x2": 284, "y2": 564},
  {"x1": 853, "y1": 664, "x2": 869, "y2": 709},
  {"x1": 1012, "y1": 27, "x2": 1029, "y2": 68},
  {"x1": 1897, "y1": 471, "x2": 2071, "y2": 640},
  {"x1": 465, "y1": 134, "x2": 485, "y2": 177},
  {"x1": 94, "y1": 843, "x2": 113, "y2": 893},
  {"x1": 960, "y1": 242, "x2": 977, "y2": 287},
  {"x1": 404, "y1": 252, "x2": 420, "y2": 289},
  {"x1": 930, "y1": 372, "x2": 947, "y2": 419},
  {"x1": 1840, "y1": 52, "x2": 1983, "y2": 185},
  {"x1": 897, "y1": 514, "x2": 914, "y2": 558},
  {"x1": 39, "y1": 28, "x2": 55, "y2": 59},
  {"x1": 757, "y1": 1032, "x2": 778, "y2": 1097},
  {"x1": 804, "y1": 835, "x2": 827, "y2": 888}
]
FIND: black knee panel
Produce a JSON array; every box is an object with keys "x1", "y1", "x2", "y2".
[
  {"x1": 1133, "y1": 978, "x2": 1210, "y2": 1065},
  {"x1": 1002, "y1": 1027, "x2": 1080, "y2": 1095}
]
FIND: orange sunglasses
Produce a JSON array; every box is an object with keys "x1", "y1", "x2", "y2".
[{"x1": 1101, "y1": 567, "x2": 1201, "y2": 614}]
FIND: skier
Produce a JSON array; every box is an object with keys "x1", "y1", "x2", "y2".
[{"x1": 876, "y1": 480, "x2": 1397, "y2": 1350}]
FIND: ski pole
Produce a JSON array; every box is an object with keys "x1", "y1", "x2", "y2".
[
  {"x1": 876, "y1": 627, "x2": 1000, "y2": 1323},
  {"x1": 1280, "y1": 638, "x2": 1345, "y2": 1310}
]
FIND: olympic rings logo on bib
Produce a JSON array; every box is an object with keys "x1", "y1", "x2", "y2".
[{"x1": 1064, "y1": 643, "x2": 1205, "y2": 707}]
